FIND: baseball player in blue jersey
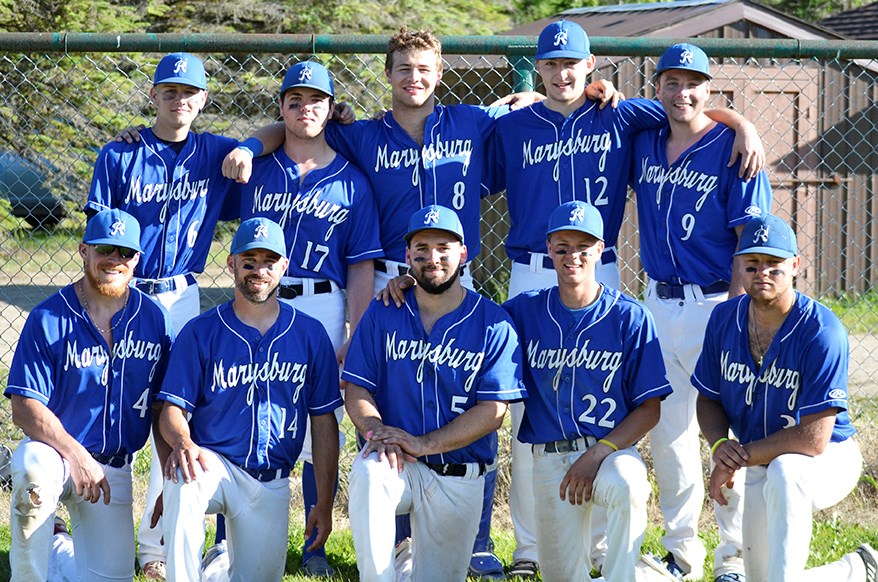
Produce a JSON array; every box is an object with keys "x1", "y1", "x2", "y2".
[
  {"x1": 342, "y1": 205, "x2": 526, "y2": 582},
  {"x1": 5, "y1": 209, "x2": 173, "y2": 581},
  {"x1": 87, "y1": 52, "x2": 245, "y2": 576},
  {"x1": 222, "y1": 28, "x2": 617, "y2": 577},
  {"x1": 224, "y1": 60, "x2": 381, "y2": 578},
  {"x1": 504, "y1": 201, "x2": 671, "y2": 582},
  {"x1": 236, "y1": 60, "x2": 382, "y2": 358},
  {"x1": 692, "y1": 213, "x2": 877, "y2": 582},
  {"x1": 491, "y1": 21, "x2": 766, "y2": 576},
  {"x1": 631, "y1": 44, "x2": 772, "y2": 582},
  {"x1": 87, "y1": 52, "x2": 238, "y2": 331},
  {"x1": 156, "y1": 217, "x2": 342, "y2": 582},
  {"x1": 222, "y1": 28, "x2": 611, "y2": 576}
]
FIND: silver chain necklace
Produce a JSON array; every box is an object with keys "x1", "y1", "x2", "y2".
[{"x1": 77, "y1": 281, "x2": 128, "y2": 335}]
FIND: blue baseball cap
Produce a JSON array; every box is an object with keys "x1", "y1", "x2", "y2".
[
  {"x1": 280, "y1": 62, "x2": 335, "y2": 98},
  {"x1": 405, "y1": 205, "x2": 465, "y2": 244},
  {"x1": 84, "y1": 209, "x2": 143, "y2": 253},
  {"x1": 735, "y1": 214, "x2": 797, "y2": 259},
  {"x1": 154, "y1": 52, "x2": 208, "y2": 90},
  {"x1": 535, "y1": 20, "x2": 591, "y2": 61},
  {"x1": 231, "y1": 217, "x2": 288, "y2": 258},
  {"x1": 546, "y1": 201, "x2": 604, "y2": 241},
  {"x1": 656, "y1": 43, "x2": 712, "y2": 80}
]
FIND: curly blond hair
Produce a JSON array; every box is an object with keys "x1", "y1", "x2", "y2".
[{"x1": 385, "y1": 26, "x2": 442, "y2": 72}]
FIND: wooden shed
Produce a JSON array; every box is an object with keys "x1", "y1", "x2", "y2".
[{"x1": 448, "y1": 0, "x2": 878, "y2": 297}]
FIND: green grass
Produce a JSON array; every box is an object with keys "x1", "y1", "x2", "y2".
[
  {"x1": 0, "y1": 519, "x2": 874, "y2": 581},
  {"x1": 823, "y1": 291, "x2": 878, "y2": 333}
]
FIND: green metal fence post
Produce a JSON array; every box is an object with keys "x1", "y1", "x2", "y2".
[{"x1": 511, "y1": 56, "x2": 535, "y2": 92}]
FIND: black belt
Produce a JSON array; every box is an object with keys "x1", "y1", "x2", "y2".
[
  {"x1": 278, "y1": 280, "x2": 333, "y2": 300},
  {"x1": 425, "y1": 462, "x2": 487, "y2": 478},
  {"x1": 654, "y1": 280, "x2": 730, "y2": 300},
  {"x1": 374, "y1": 259, "x2": 409, "y2": 277},
  {"x1": 539, "y1": 438, "x2": 589, "y2": 454},
  {"x1": 240, "y1": 466, "x2": 291, "y2": 482},
  {"x1": 513, "y1": 248, "x2": 617, "y2": 269},
  {"x1": 90, "y1": 452, "x2": 133, "y2": 469},
  {"x1": 375, "y1": 260, "x2": 467, "y2": 276},
  {"x1": 134, "y1": 273, "x2": 196, "y2": 295}
]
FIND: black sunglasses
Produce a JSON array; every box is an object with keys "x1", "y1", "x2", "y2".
[{"x1": 92, "y1": 244, "x2": 138, "y2": 260}]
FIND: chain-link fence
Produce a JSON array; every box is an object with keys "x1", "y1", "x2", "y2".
[{"x1": 1, "y1": 35, "x2": 877, "y2": 520}]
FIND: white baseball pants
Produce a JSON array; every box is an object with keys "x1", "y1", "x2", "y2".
[
  {"x1": 348, "y1": 452, "x2": 484, "y2": 582},
  {"x1": 532, "y1": 445, "x2": 650, "y2": 582},
  {"x1": 743, "y1": 437, "x2": 864, "y2": 582},
  {"x1": 138, "y1": 280, "x2": 201, "y2": 567},
  {"x1": 47, "y1": 528, "x2": 76, "y2": 582},
  {"x1": 10, "y1": 439, "x2": 136, "y2": 582},
  {"x1": 162, "y1": 448, "x2": 291, "y2": 582},
  {"x1": 644, "y1": 281, "x2": 740, "y2": 579},
  {"x1": 507, "y1": 258, "x2": 620, "y2": 564}
]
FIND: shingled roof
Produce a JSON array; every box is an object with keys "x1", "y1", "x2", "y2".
[
  {"x1": 503, "y1": 0, "x2": 841, "y2": 40},
  {"x1": 820, "y1": 2, "x2": 878, "y2": 39}
]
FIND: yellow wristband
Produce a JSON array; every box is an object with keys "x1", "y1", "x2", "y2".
[
  {"x1": 598, "y1": 438, "x2": 619, "y2": 452},
  {"x1": 711, "y1": 437, "x2": 730, "y2": 456}
]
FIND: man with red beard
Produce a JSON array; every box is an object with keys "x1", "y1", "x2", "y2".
[{"x1": 5, "y1": 209, "x2": 174, "y2": 581}]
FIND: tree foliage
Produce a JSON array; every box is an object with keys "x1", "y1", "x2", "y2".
[
  {"x1": 761, "y1": 0, "x2": 868, "y2": 23},
  {"x1": 4, "y1": 0, "x2": 873, "y2": 36},
  {"x1": 0, "y1": 0, "x2": 145, "y2": 32}
]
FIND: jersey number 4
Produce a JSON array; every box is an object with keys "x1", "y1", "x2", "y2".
[{"x1": 133, "y1": 388, "x2": 151, "y2": 418}]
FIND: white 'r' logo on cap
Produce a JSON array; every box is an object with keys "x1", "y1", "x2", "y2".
[
  {"x1": 754, "y1": 224, "x2": 770, "y2": 243},
  {"x1": 570, "y1": 207, "x2": 585, "y2": 222},
  {"x1": 254, "y1": 224, "x2": 269, "y2": 239},
  {"x1": 174, "y1": 58, "x2": 188, "y2": 74},
  {"x1": 554, "y1": 29, "x2": 569, "y2": 47},
  {"x1": 110, "y1": 220, "x2": 125, "y2": 236},
  {"x1": 680, "y1": 49, "x2": 694, "y2": 65},
  {"x1": 424, "y1": 209, "x2": 440, "y2": 225},
  {"x1": 299, "y1": 64, "x2": 313, "y2": 82}
]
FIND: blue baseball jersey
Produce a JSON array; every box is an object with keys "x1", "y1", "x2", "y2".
[
  {"x1": 5, "y1": 286, "x2": 173, "y2": 455},
  {"x1": 86, "y1": 128, "x2": 238, "y2": 279},
  {"x1": 233, "y1": 151, "x2": 383, "y2": 287},
  {"x1": 325, "y1": 104, "x2": 505, "y2": 262},
  {"x1": 504, "y1": 286, "x2": 671, "y2": 444},
  {"x1": 692, "y1": 292, "x2": 856, "y2": 444},
  {"x1": 156, "y1": 301, "x2": 341, "y2": 471},
  {"x1": 631, "y1": 123, "x2": 772, "y2": 286},
  {"x1": 341, "y1": 287, "x2": 526, "y2": 465},
  {"x1": 490, "y1": 98, "x2": 666, "y2": 261}
]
